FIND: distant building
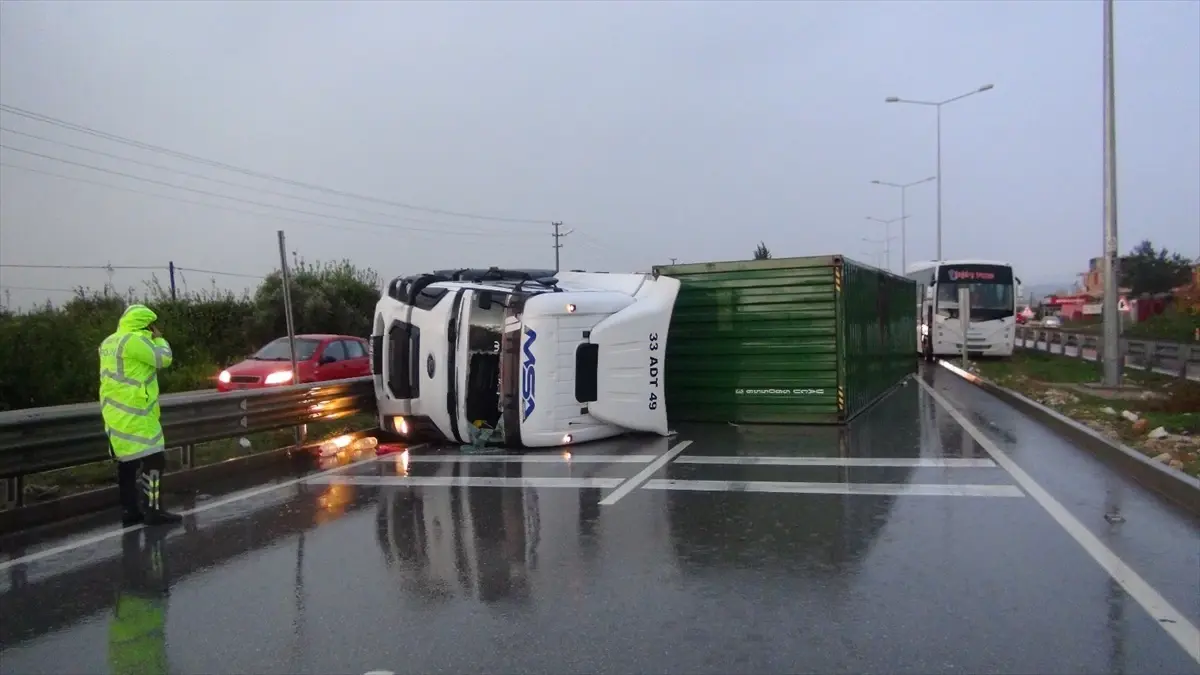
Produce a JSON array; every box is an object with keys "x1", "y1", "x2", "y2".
[{"x1": 1080, "y1": 256, "x2": 1132, "y2": 297}]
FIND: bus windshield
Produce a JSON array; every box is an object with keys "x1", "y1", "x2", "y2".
[{"x1": 935, "y1": 264, "x2": 1015, "y2": 321}]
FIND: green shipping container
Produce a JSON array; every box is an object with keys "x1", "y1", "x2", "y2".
[{"x1": 653, "y1": 254, "x2": 917, "y2": 424}]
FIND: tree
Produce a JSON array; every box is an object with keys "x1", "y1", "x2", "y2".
[
  {"x1": 1120, "y1": 240, "x2": 1193, "y2": 295},
  {"x1": 753, "y1": 242, "x2": 771, "y2": 260}
]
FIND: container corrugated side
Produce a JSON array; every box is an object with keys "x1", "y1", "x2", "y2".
[
  {"x1": 837, "y1": 257, "x2": 917, "y2": 420},
  {"x1": 653, "y1": 256, "x2": 841, "y2": 424}
]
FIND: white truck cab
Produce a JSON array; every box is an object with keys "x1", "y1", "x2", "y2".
[{"x1": 370, "y1": 267, "x2": 680, "y2": 448}]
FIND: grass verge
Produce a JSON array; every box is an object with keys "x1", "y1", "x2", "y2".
[
  {"x1": 1061, "y1": 310, "x2": 1199, "y2": 343},
  {"x1": 972, "y1": 351, "x2": 1200, "y2": 478},
  {"x1": 21, "y1": 414, "x2": 377, "y2": 502}
]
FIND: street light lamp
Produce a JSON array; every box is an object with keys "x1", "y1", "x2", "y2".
[
  {"x1": 865, "y1": 217, "x2": 903, "y2": 272},
  {"x1": 885, "y1": 83, "x2": 995, "y2": 261},
  {"x1": 871, "y1": 176, "x2": 935, "y2": 272}
]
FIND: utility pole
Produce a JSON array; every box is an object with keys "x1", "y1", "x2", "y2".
[
  {"x1": 277, "y1": 230, "x2": 303, "y2": 445},
  {"x1": 670, "y1": 258, "x2": 678, "y2": 265},
  {"x1": 552, "y1": 222, "x2": 573, "y2": 272},
  {"x1": 1101, "y1": 0, "x2": 1121, "y2": 387}
]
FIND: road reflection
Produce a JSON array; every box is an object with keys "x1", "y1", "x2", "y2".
[
  {"x1": 374, "y1": 459, "x2": 540, "y2": 605},
  {"x1": 666, "y1": 389, "x2": 920, "y2": 577}
]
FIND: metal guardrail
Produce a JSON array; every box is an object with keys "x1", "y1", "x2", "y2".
[
  {"x1": 1014, "y1": 326, "x2": 1199, "y2": 381},
  {"x1": 0, "y1": 376, "x2": 376, "y2": 507}
]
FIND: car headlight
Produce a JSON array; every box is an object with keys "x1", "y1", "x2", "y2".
[
  {"x1": 264, "y1": 370, "x2": 294, "y2": 385},
  {"x1": 218, "y1": 370, "x2": 231, "y2": 384}
]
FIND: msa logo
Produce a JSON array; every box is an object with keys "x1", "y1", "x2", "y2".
[{"x1": 521, "y1": 327, "x2": 537, "y2": 421}]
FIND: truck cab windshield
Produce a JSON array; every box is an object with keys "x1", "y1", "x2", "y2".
[{"x1": 464, "y1": 291, "x2": 506, "y2": 429}]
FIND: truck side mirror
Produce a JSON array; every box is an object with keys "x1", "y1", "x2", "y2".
[{"x1": 477, "y1": 292, "x2": 493, "y2": 311}]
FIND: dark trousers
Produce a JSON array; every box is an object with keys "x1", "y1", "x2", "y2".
[{"x1": 116, "y1": 452, "x2": 166, "y2": 516}]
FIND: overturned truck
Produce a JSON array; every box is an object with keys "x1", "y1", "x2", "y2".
[{"x1": 369, "y1": 256, "x2": 916, "y2": 448}]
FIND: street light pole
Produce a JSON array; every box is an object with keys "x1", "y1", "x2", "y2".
[
  {"x1": 1101, "y1": 0, "x2": 1121, "y2": 387},
  {"x1": 862, "y1": 235, "x2": 898, "y2": 272},
  {"x1": 871, "y1": 176, "x2": 935, "y2": 272},
  {"x1": 885, "y1": 84, "x2": 995, "y2": 261},
  {"x1": 865, "y1": 216, "x2": 903, "y2": 272}
]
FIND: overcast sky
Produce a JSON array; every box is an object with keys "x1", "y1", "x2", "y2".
[{"x1": 1, "y1": 0, "x2": 1197, "y2": 309}]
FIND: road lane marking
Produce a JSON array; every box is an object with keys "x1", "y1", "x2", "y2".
[
  {"x1": 599, "y1": 440, "x2": 693, "y2": 506},
  {"x1": 403, "y1": 454, "x2": 658, "y2": 464},
  {"x1": 643, "y1": 479, "x2": 1024, "y2": 498},
  {"x1": 675, "y1": 456, "x2": 997, "y2": 468},
  {"x1": 306, "y1": 475, "x2": 624, "y2": 489},
  {"x1": 0, "y1": 444, "x2": 427, "y2": 573},
  {"x1": 918, "y1": 377, "x2": 1200, "y2": 664}
]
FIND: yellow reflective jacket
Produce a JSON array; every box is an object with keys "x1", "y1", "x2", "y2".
[
  {"x1": 108, "y1": 592, "x2": 168, "y2": 675},
  {"x1": 99, "y1": 305, "x2": 174, "y2": 461}
]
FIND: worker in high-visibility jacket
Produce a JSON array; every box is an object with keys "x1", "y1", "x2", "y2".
[
  {"x1": 99, "y1": 304, "x2": 182, "y2": 526},
  {"x1": 109, "y1": 528, "x2": 171, "y2": 675}
]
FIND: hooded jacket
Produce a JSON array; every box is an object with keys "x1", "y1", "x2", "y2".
[{"x1": 98, "y1": 305, "x2": 174, "y2": 461}]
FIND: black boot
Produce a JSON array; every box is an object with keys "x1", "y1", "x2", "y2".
[
  {"x1": 117, "y1": 460, "x2": 144, "y2": 527},
  {"x1": 140, "y1": 464, "x2": 182, "y2": 527}
]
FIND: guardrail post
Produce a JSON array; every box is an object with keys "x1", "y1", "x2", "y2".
[
  {"x1": 182, "y1": 444, "x2": 194, "y2": 469},
  {"x1": 1178, "y1": 345, "x2": 1192, "y2": 380},
  {"x1": 2, "y1": 475, "x2": 24, "y2": 510},
  {"x1": 1143, "y1": 341, "x2": 1157, "y2": 371}
]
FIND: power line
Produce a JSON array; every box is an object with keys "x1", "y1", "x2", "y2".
[
  {"x1": 0, "y1": 285, "x2": 80, "y2": 293},
  {"x1": 0, "y1": 126, "x2": 540, "y2": 234},
  {"x1": 1, "y1": 262, "x2": 263, "y2": 279},
  {"x1": 0, "y1": 103, "x2": 550, "y2": 225},
  {"x1": 0, "y1": 263, "x2": 160, "y2": 271},
  {"x1": 0, "y1": 161, "x2": 437, "y2": 238},
  {"x1": 0, "y1": 146, "x2": 536, "y2": 238},
  {"x1": 174, "y1": 266, "x2": 264, "y2": 280}
]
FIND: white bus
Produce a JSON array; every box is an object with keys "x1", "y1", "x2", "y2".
[
  {"x1": 905, "y1": 259, "x2": 1020, "y2": 360},
  {"x1": 369, "y1": 267, "x2": 680, "y2": 448}
]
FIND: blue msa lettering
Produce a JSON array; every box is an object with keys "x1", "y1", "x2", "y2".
[{"x1": 521, "y1": 327, "x2": 537, "y2": 421}]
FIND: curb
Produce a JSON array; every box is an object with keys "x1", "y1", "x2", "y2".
[{"x1": 937, "y1": 359, "x2": 1200, "y2": 519}]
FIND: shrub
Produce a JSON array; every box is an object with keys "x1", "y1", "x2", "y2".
[{"x1": 0, "y1": 259, "x2": 380, "y2": 411}]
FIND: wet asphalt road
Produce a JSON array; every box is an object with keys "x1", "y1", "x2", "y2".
[{"x1": 1, "y1": 367, "x2": 1198, "y2": 674}]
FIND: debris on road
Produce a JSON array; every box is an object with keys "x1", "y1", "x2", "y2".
[{"x1": 974, "y1": 352, "x2": 1200, "y2": 478}]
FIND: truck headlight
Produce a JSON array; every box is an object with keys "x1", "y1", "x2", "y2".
[{"x1": 218, "y1": 370, "x2": 231, "y2": 384}]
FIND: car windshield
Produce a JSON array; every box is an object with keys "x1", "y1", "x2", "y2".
[{"x1": 251, "y1": 337, "x2": 320, "y2": 361}]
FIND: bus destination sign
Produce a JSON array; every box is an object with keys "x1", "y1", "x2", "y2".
[
  {"x1": 947, "y1": 269, "x2": 994, "y2": 281},
  {"x1": 937, "y1": 264, "x2": 1012, "y2": 285}
]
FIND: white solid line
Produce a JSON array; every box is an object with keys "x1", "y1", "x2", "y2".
[
  {"x1": 599, "y1": 440, "x2": 693, "y2": 506},
  {"x1": 0, "y1": 444, "x2": 427, "y2": 573},
  {"x1": 643, "y1": 479, "x2": 1024, "y2": 498},
  {"x1": 405, "y1": 454, "x2": 658, "y2": 464},
  {"x1": 306, "y1": 475, "x2": 624, "y2": 489},
  {"x1": 674, "y1": 456, "x2": 997, "y2": 469},
  {"x1": 917, "y1": 377, "x2": 1200, "y2": 664}
]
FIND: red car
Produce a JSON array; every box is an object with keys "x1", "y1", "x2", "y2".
[{"x1": 216, "y1": 334, "x2": 371, "y2": 392}]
